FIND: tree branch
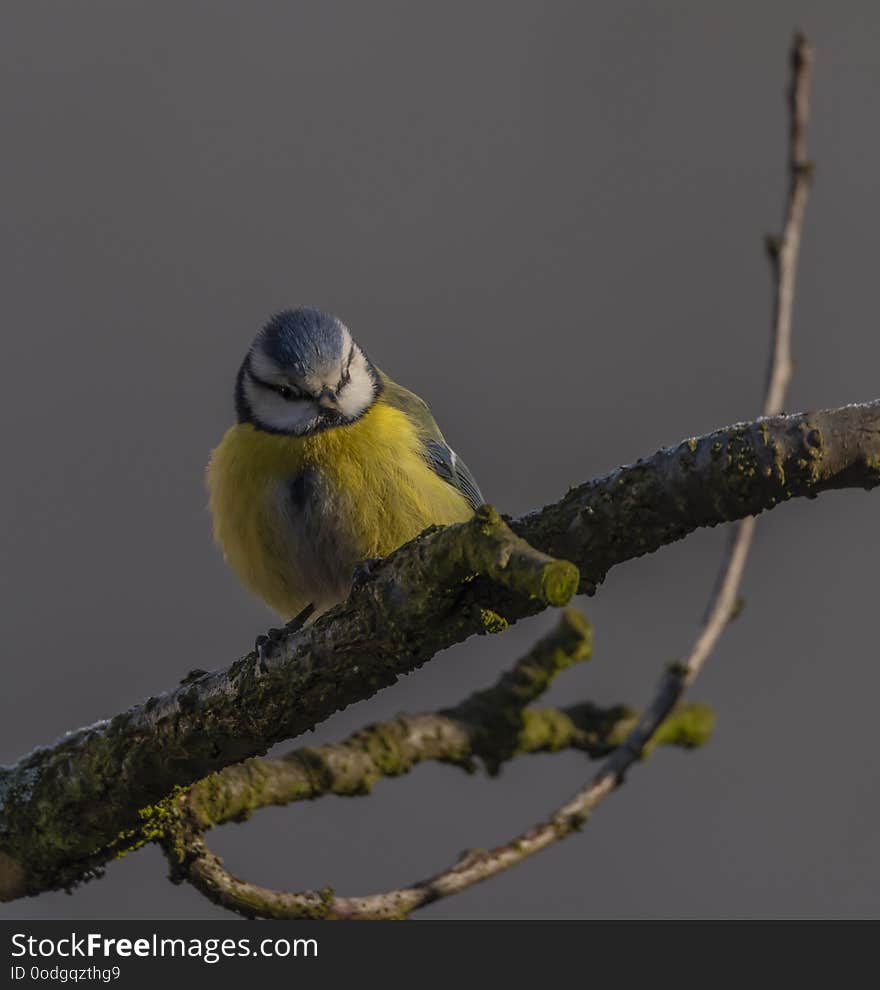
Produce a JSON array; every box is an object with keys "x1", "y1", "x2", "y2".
[
  {"x1": 327, "y1": 30, "x2": 820, "y2": 922},
  {"x1": 5, "y1": 391, "x2": 878, "y2": 902},
  {"x1": 0, "y1": 47, "x2": 864, "y2": 908},
  {"x1": 158, "y1": 30, "x2": 822, "y2": 921},
  {"x1": 161, "y1": 610, "x2": 712, "y2": 919}
]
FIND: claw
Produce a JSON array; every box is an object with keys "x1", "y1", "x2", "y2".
[
  {"x1": 254, "y1": 632, "x2": 280, "y2": 672},
  {"x1": 351, "y1": 557, "x2": 382, "y2": 592},
  {"x1": 254, "y1": 608, "x2": 314, "y2": 673}
]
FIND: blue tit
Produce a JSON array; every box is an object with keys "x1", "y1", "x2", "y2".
[{"x1": 207, "y1": 307, "x2": 484, "y2": 624}]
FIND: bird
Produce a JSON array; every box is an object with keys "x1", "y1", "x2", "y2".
[{"x1": 207, "y1": 307, "x2": 484, "y2": 644}]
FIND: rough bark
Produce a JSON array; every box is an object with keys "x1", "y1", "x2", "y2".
[
  {"x1": 2, "y1": 400, "x2": 879, "y2": 901},
  {"x1": 161, "y1": 610, "x2": 711, "y2": 919}
]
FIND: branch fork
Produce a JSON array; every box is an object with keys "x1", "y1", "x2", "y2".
[{"x1": 4, "y1": 34, "x2": 877, "y2": 921}]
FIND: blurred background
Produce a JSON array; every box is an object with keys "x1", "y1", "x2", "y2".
[{"x1": 2, "y1": 0, "x2": 878, "y2": 920}]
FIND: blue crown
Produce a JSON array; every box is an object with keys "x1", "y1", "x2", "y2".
[{"x1": 256, "y1": 308, "x2": 346, "y2": 372}]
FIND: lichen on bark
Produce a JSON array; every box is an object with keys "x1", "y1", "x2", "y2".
[
  {"x1": 1, "y1": 400, "x2": 879, "y2": 901},
  {"x1": 157, "y1": 609, "x2": 712, "y2": 920}
]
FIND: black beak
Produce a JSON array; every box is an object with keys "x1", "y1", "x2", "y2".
[{"x1": 317, "y1": 387, "x2": 340, "y2": 412}]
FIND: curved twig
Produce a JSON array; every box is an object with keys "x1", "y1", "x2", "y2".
[
  {"x1": 163, "y1": 611, "x2": 712, "y2": 918},
  {"x1": 366, "y1": 29, "x2": 817, "y2": 919},
  {"x1": 6, "y1": 393, "x2": 878, "y2": 903},
  {"x1": 339, "y1": 28, "x2": 816, "y2": 917},
  {"x1": 165, "y1": 31, "x2": 816, "y2": 920},
  {"x1": 0, "y1": 36, "x2": 868, "y2": 907},
  {"x1": 596, "y1": 29, "x2": 814, "y2": 782}
]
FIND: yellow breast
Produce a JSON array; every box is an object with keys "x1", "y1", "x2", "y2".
[{"x1": 207, "y1": 400, "x2": 474, "y2": 618}]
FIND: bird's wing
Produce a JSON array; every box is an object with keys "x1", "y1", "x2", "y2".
[
  {"x1": 378, "y1": 370, "x2": 485, "y2": 511},
  {"x1": 421, "y1": 437, "x2": 485, "y2": 512}
]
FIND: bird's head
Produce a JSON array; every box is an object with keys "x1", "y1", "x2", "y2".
[{"x1": 235, "y1": 308, "x2": 381, "y2": 435}]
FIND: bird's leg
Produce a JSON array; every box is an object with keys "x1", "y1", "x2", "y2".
[
  {"x1": 253, "y1": 631, "x2": 279, "y2": 668},
  {"x1": 284, "y1": 602, "x2": 316, "y2": 634},
  {"x1": 351, "y1": 556, "x2": 383, "y2": 592},
  {"x1": 254, "y1": 603, "x2": 316, "y2": 669}
]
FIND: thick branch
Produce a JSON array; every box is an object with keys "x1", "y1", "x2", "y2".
[
  {"x1": 181, "y1": 608, "x2": 598, "y2": 831},
  {"x1": 174, "y1": 610, "x2": 710, "y2": 831},
  {"x1": 2, "y1": 396, "x2": 880, "y2": 900}
]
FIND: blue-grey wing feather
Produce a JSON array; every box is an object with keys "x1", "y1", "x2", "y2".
[{"x1": 423, "y1": 438, "x2": 484, "y2": 511}]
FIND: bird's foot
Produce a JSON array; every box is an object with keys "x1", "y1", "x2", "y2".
[
  {"x1": 284, "y1": 602, "x2": 316, "y2": 634},
  {"x1": 254, "y1": 604, "x2": 316, "y2": 671},
  {"x1": 351, "y1": 557, "x2": 383, "y2": 592},
  {"x1": 254, "y1": 626, "x2": 284, "y2": 669}
]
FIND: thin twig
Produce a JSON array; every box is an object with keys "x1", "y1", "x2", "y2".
[
  {"x1": 164, "y1": 34, "x2": 816, "y2": 920},
  {"x1": 623, "y1": 30, "x2": 814, "y2": 715},
  {"x1": 166, "y1": 612, "x2": 712, "y2": 918},
  {"x1": 6, "y1": 404, "x2": 877, "y2": 901},
  {"x1": 364, "y1": 30, "x2": 816, "y2": 917},
  {"x1": 413, "y1": 30, "x2": 815, "y2": 909},
  {"x1": 376, "y1": 29, "x2": 815, "y2": 914}
]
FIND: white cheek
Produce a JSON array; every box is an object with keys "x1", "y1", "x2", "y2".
[
  {"x1": 243, "y1": 376, "x2": 319, "y2": 433},
  {"x1": 337, "y1": 350, "x2": 376, "y2": 419}
]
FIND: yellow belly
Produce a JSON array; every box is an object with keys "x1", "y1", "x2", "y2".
[{"x1": 207, "y1": 401, "x2": 475, "y2": 618}]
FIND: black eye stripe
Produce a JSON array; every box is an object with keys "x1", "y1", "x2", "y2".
[
  {"x1": 337, "y1": 346, "x2": 355, "y2": 390},
  {"x1": 268, "y1": 382, "x2": 304, "y2": 400},
  {"x1": 336, "y1": 344, "x2": 354, "y2": 392},
  {"x1": 248, "y1": 370, "x2": 306, "y2": 401}
]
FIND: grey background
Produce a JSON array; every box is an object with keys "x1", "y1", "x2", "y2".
[{"x1": 2, "y1": 0, "x2": 878, "y2": 920}]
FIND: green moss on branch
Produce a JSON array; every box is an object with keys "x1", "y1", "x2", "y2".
[
  {"x1": 1, "y1": 400, "x2": 878, "y2": 900},
  {"x1": 159, "y1": 611, "x2": 711, "y2": 920}
]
